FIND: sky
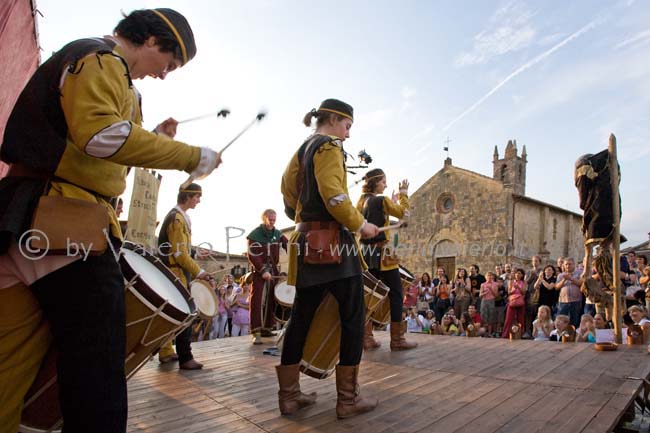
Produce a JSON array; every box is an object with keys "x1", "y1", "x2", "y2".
[{"x1": 34, "y1": 0, "x2": 650, "y2": 254}]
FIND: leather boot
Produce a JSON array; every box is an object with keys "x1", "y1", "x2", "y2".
[
  {"x1": 390, "y1": 321, "x2": 418, "y2": 351},
  {"x1": 276, "y1": 364, "x2": 317, "y2": 415},
  {"x1": 363, "y1": 321, "x2": 381, "y2": 351},
  {"x1": 335, "y1": 364, "x2": 378, "y2": 419}
]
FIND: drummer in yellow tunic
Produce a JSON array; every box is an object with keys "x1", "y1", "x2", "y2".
[
  {"x1": 277, "y1": 98, "x2": 380, "y2": 419},
  {"x1": 157, "y1": 183, "x2": 213, "y2": 369},
  {"x1": 0, "y1": 8, "x2": 221, "y2": 432},
  {"x1": 356, "y1": 169, "x2": 417, "y2": 351}
]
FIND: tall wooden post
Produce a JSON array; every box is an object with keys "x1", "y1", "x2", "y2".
[{"x1": 609, "y1": 134, "x2": 623, "y2": 344}]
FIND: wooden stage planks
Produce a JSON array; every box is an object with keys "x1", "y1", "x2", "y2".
[{"x1": 126, "y1": 332, "x2": 650, "y2": 433}]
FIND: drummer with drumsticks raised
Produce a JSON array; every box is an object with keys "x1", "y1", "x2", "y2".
[
  {"x1": 279, "y1": 99, "x2": 380, "y2": 419},
  {"x1": 0, "y1": 8, "x2": 221, "y2": 432},
  {"x1": 357, "y1": 169, "x2": 417, "y2": 351}
]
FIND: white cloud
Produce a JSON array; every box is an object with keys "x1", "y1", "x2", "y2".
[
  {"x1": 455, "y1": 0, "x2": 536, "y2": 66},
  {"x1": 444, "y1": 19, "x2": 598, "y2": 132},
  {"x1": 538, "y1": 32, "x2": 566, "y2": 46},
  {"x1": 615, "y1": 29, "x2": 650, "y2": 50},
  {"x1": 402, "y1": 86, "x2": 417, "y2": 99}
]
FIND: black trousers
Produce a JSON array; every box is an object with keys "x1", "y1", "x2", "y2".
[
  {"x1": 175, "y1": 325, "x2": 193, "y2": 364},
  {"x1": 370, "y1": 268, "x2": 404, "y2": 323},
  {"x1": 281, "y1": 275, "x2": 365, "y2": 366},
  {"x1": 31, "y1": 249, "x2": 127, "y2": 433}
]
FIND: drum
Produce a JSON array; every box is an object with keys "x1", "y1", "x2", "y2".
[
  {"x1": 190, "y1": 279, "x2": 219, "y2": 319},
  {"x1": 274, "y1": 281, "x2": 296, "y2": 324},
  {"x1": 299, "y1": 272, "x2": 389, "y2": 380},
  {"x1": 370, "y1": 265, "x2": 415, "y2": 326},
  {"x1": 20, "y1": 242, "x2": 196, "y2": 432}
]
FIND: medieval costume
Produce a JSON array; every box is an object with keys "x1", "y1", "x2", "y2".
[
  {"x1": 277, "y1": 99, "x2": 377, "y2": 419},
  {"x1": 157, "y1": 183, "x2": 204, "y2": 368},
  {"x1": 357, "y1": 170, "x2": 417, "y2": 351},
  {"x1": 247, "y1": 224, "x2": 287, "y2": 336},
  {"x1": 0, "y1": 9, "x2": 198, "y2": 432}
]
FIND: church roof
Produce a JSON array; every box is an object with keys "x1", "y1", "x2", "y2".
[{"x1": 513, "y1": 194, "x2": 582, "y2": 218}]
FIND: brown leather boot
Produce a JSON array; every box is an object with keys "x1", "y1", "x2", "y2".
[
  {"x1": 335, "y1": 364, "x2": 378, "y2": 419},
  {"x1": 276, "y1": 364, "x2": 317, "y2": 415},
  {"x1": 363, "y1": 321, "x2": 381, "y2": 350},
  {"x1": 390, "y1": 321, "x2": 418, "y2": 351}
]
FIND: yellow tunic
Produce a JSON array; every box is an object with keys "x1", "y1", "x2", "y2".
[
  {"x1": 281, "y1": 136, "x2": 366, "y2": 285},
  {"x1": 165, "y1": 211, "x2": 201, "y2": 288},
  {"x1": 53, "y1": 48, "x2": 201, "y2": 239},
  {"x1": 355, "y1": 193, "x2": 410, "y2": 271}
]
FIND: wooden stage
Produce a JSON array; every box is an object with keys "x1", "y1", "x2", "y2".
[{"x1": 127, "y1": 332, "x2": 650, "y2": 433}]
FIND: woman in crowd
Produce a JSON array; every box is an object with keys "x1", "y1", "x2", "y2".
[
  {"x1": 501, "y1": 269, "x2": 527, "y2": 338},
  {"x1": 210, "y1": 285, "x2": 229, "y2": 339},
  {"x1": 420, "y1": 272, "x2": 435, "y2": 311},
  {"x1": 403, "y1": 273, "x2": 421, "y2": 309},
  {"x1": 452, "y1": 268, "x2": 472, "y2": 318},
  {"x1": 479, "y1": 272, "x2": 499, "y2": 337},
  {"x1": 532, "y1": 305, "x2": 554, "y2": 341},
  {"x1": 576, "y1": 314, "x2": 596, "y2": 343},
  {"x1": 435, "y1": 275, "x2": 452, "y2": 322},
  {"x1": 534, "y1": 265, "x2": 558, "y2": 317}
]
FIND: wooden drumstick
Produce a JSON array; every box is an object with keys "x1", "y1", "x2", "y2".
[{"x1": 376, "y1": 221, "x2": 407, "y2": 233}]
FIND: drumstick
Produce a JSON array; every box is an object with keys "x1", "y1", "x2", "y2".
[
  {"x1": 376, "y1": 222, "x2": 406, "y2": 233},
  {"x1": 178, "y1": 108, "x2": 230, "y2": 124},
  {"x1": 180, "y1": 110, "x2": 267, "y2": 190}
]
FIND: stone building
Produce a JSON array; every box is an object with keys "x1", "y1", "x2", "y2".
[{"x1": 399, "y1": 139, "x2": 583, "y2": 277}]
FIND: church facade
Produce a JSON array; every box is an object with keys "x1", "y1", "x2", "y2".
[{"x1": 398, "y1": 140, "x2": 583, "y2": 277}]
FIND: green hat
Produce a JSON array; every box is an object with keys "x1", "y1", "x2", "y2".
[{"x1": 318, "y1": 98, "x2": 353, "y2": 121}]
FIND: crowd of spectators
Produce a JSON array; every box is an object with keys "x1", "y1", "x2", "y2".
[{"x1": 398, "y1": 252, "x2": 650, "y2": 342}]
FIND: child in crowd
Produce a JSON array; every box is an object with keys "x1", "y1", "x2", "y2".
[
  {"x1": 532, "y1": 305, "x2": 554, "y2": 341},
  {"x1": 440, "y1": 314, "x2": 459, "y2": 336},
  {"x1": 549, "y1": 314, "x2": 572, "y2": 342},
  {"x1": 576, "y1": 314, "x2": 596, "y2": 343}
]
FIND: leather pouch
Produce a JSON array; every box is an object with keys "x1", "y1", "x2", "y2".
[
  {"x1": 304, "y1": 228, "x2": 342, "y2": 265},
  {"x1": 28, "y1": 195, "x2": 109, "y2": 256},
  {"x1": 380, "y1": 241, "x2": 400, "y2": 267}
]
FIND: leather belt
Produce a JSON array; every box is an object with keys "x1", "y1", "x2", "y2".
[
  {"x1": 6, "y1": 163, "x2": 50, "y2": 180},
  {"x1": 295, "y1": 221, "x2": 340, "y2": 232}
]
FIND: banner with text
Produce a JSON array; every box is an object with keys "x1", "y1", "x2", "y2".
[{"x1": 126, "y1": 168, "x2": 162, "y2": 251}]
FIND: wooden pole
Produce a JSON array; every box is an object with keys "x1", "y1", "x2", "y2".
[{"x1": 609, "y1": 133, "x2": 623, "y2": 344}]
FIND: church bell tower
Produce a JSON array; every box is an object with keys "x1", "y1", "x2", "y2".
[{"x1": 493, "y1": 139, "x2": 527, "y2": 196}]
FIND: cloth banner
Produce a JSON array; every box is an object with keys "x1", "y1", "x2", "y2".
[{"x1": 126, "y1": 168, "x2": 162, "y2": 251}]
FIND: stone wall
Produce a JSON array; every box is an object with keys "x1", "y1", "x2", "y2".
[{"x1": 399, "y1": 164, "x2": 512, "y2": 275}]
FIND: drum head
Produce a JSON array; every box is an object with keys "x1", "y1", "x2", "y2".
[
  {"x1": 399, "y1": 265, "x2": 415, "y2": 282},
  {"x1": 121, "y1": 247, "x2": 190, "y2": 314},
  {"x1": 274, "y1": 282, "x2": 296, "y2": 306},
  {"x1": 191, "y1": 279, "x2": 218, "y2": 317}
]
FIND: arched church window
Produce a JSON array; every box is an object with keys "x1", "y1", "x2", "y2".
[{"x1": 500, "y1": 165, "x2": 506, "y2": 181}]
